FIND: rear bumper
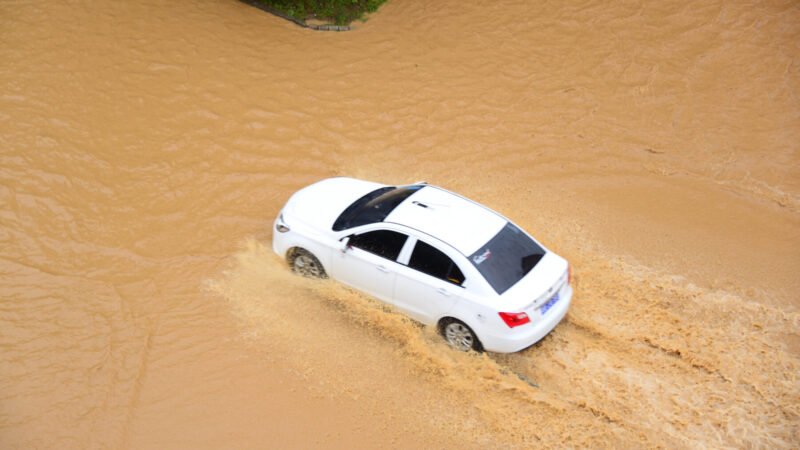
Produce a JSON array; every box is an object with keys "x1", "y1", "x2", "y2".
[{"x1": 480, "y1": 283, "x2": 573, "y2": 353}]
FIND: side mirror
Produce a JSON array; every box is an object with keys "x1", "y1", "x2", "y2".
[{"x1": 339, "y1": 236, "x2": 351, "y2": 253}]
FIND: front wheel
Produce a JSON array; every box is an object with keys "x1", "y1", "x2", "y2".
[
  {"x1": 288, "y1": 248, "x2": 327, "y2": 279},
  {"x1": 441, "y1": 319, "x2": 482, "y2": 352}
]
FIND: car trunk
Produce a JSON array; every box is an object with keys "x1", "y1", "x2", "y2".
[{"x1": 497, "y1": 252, "x2": 568, "y2": 313}]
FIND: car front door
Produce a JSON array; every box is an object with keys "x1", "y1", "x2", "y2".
[
  {"x1": 331, "y1": 229, "x2": 408, "y2": 304},
  {"x1": 392, "y1": 238, "x2": 465, "y2": 324}
]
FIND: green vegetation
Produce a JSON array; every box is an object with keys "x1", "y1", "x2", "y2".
[{"x1": 257, "y1": 0, "x2": 387, "y2": 26}]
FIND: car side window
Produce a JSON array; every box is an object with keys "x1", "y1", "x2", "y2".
[
  {"x1": 408, "y1": 240, "x2": 465, "y2": 285},
  {"x1": 349, "y1": 230, "x2": 408, "y2": 261}
]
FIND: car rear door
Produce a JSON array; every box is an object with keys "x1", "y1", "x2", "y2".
[
  {"x1": 331, "y1": 229, "x2": 408, "y2": 304},
  {"x1": 392, "y1": 238, "x2": 465, "y2": 324}
]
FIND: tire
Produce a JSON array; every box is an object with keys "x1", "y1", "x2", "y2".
[
  {"x1": 288, "y1": 248, "x2": 327, "y2": 279},
  {"x1": 440, "y1": 318, "x2": 482, "y2": 352}
]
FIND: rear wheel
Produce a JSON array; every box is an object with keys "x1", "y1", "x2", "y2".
[
  {"x1": 441, "y1": 318, "x2": 481, "y2": 352},
  {"x1": 288, "y1": 248, "x2": 327, "y2": 279}
]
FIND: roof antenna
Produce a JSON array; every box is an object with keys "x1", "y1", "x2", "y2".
[{"x1": 412, "y1": 201, "x2": 429, "y2": 209}]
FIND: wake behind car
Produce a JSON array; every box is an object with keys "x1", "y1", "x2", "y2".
[{"x1": 272, "y1": 177, "x2": 572, "y2": 353}]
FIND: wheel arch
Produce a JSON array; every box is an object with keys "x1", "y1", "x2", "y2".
[
  {"x1": 437, "y1": 315, "x2": 485, "y2": 352},
  {"x1": 286, "y1": 246, "x2": 329, "y2": 278},
  {"x1": 277, "y1": 231, "x2": 333, "y2": 273}
]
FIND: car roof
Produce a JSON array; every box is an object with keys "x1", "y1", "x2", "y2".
[{"x1": 384, "y1": 185, "x2": 506, "y2": 256}]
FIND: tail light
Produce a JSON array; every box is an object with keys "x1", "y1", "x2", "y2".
[{"x1": 499, "y1": 311, "x2": 530, "y2": 328}]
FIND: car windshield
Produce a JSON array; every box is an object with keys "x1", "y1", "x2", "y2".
[
  {"x1": 469, "y1": 222, "x2": 546, "y2": 294},
  {"x1": 332, "y1": 185, "x2": 425, "y2": 231}
]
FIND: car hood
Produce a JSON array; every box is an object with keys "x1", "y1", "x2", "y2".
[
  {"x1": 283, "y1": 177, "x2": 385, "y2": 232},
  {"x1": 498, "y1": 251, "x2": 569, "y2": 312}
]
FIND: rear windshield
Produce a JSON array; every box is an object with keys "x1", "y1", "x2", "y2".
[
  {"x1": 332, "y1": 185, "x2": 424, "y2": 231},
  {"x1": 469, "y1": 222, "x2": 546, "y2": 294}
]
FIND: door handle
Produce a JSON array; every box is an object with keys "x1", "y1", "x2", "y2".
[
  {"x1": 376, "y1": 265, "x2": 389, "y2": 273},
  {"x1": 437, "y1": 288, "x2": 451, "y2": 297}
]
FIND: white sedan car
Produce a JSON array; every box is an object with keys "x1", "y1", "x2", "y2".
[{"x1": 272, "y1": 177, "x2": 572, "y2": 353}]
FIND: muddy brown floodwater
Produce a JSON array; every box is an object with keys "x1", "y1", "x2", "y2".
[{"x1": 1, "y1": 0, "x2": 799, "y2": 448}]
